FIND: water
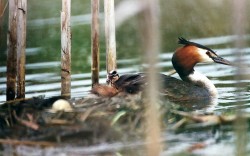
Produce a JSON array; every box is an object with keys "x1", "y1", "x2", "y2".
[
  {"x1": 1, "y1": 35, "x2": 250, "y2": 107},
  {"x1": 1, "y1": 0, "x2": 250, "y2": 155}
]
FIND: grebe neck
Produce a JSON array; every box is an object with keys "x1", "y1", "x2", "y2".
[{"x1": 181, "y1": 70, "x2": 218, "y2": 96}]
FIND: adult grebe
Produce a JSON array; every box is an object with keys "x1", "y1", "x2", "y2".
[{"x1": 91, "y1": 37, "x2": 231, "y2": 100}]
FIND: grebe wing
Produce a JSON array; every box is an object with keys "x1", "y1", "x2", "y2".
[
  {"x1": 159, "y1": 74, "x2": 211, "y2": 100},
  {"x1": 114, "y1": 73, "x2": 147, "y2": 94},
  {"x1": 114, "y1": 73, "x2": 211, "y2": 99}
]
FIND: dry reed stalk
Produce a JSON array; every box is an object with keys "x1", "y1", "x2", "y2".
[
  {"x1": 61, "y1": 0, "x2": 71, "y2": 98},
  {"x1": 16, "y1": 0, "x2": 26, "y2": 99},
  {"x1": 232, "y1": 0, "x2": 248, "y2": 156},
  {"x1": 91, "y1": 0, "x2": 100, "y2": 86},
  {"x1": 140, "y1": 0, "x2": 163, "y2": 155},
  {"x1": 104, "y1": 0, "x2": 117, "y2": 73},
  {"x1": 7, "y1": 0, "x2": 17, "y2": 101}
]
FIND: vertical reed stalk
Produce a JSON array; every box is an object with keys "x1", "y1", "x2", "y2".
[
  {"x1": 141, "y1": 0, "x2": 162, "y2": 155},
  {"x1": 7, "y1": 0, "x2": 17, "y2": 101},
  {"x1": 104, "y1": 0, "x2": 117, "y2": 73},
  {"x1": 61, "y1": 0, "x2": 71, "y2": 98},
  {"x1": 91, "y1": 0, "x2": 100, "y2": 86},
  {"x1": 16, "y1": 0, "x2": 26, "y2": 99},
  {"x1": 232, "y1": 0, "x2": 248, "y2": 156}
]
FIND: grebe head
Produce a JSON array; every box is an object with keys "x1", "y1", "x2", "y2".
[
  {"x1": 106, "y1": 70, "x2": 120, "y2": 85},
  {"x1": 172, "y1": 37, "x2": 231, "y2": 78},
  {"x1": 172, "y1": 37, "x2": 231, "y2": 96}
]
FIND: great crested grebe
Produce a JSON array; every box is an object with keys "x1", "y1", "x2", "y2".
[{"x1": 91, "y1": 37, "x2": 231, "y2": 100}]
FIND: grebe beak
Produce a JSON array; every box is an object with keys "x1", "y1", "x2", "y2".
[
  {"x1": 212, "y1": 56, "x2": 231, "y2": 65},
  {"x1": 206, "y1": 51, "x2": 231, "y2": 65}
]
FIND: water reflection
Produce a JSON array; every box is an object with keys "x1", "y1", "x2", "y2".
[{"x1": 168, "y1": 97, "x2": 218, "y2": 112}]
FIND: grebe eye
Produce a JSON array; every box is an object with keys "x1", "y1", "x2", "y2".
[
  {"x1": 206, "y1": 51, "x2": 218, "y2": 59},
  {"x1": 206, "y1": 51, "x2": 212, "y2": 58}
]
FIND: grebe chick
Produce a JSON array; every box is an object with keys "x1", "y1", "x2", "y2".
[
  {"x1": 90, "y1": 84, "x2": 119, "y2": 97},
  {"x1": 90, "y1": 71, "x2": 120, "y2": 97},
  {"x1": 91, "y1": 70, "x2": 144, "y2": 97},
  {"x1": 92, "y1": 37, "x2": 231, "y2": 100}
]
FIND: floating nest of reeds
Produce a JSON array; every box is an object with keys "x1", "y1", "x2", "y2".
[
  {"x1": 1, "y1": 93, "x2": 250, "y2": 155},
  {"x1": 0, "y1": 93, "x2": 158, "y2": 147}
]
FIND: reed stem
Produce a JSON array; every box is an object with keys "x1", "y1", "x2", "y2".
[
  {"x1": 16, "y1": 0, "x2": 27, "y2": 99},
  {"x1": 232, "y1": 0, "x2": 248, "y2": 155},
  {"x1": 6, "y1": 0, "x2": 17, "y2": 101},
  {"x1": 140, "y1": 0, "x2": 163, "y2": 155},
  {"x1": 61, "y1": 0, "x2": 71, "y2": 98},
  {"x1": 91, "y1": 0, "x2": 100, "y2": 86},
  {"x1": 104, "y1": 0, "x2": 117, "y2": 73}
]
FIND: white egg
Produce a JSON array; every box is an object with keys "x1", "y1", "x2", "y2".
[{"x1": 52, "y1": 99, "x2": 73, "y2": 112}]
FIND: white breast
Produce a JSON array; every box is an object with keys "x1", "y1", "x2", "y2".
[{"x1": 185, "y1": 70, "x2": 218, "y2": 97}]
